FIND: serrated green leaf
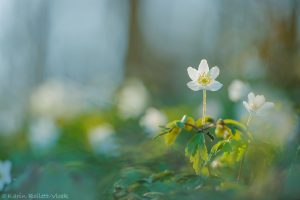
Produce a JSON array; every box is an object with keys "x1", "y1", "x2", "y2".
[
  {"x1": 199, "y1": 140, "x2": 208, "y2": 162},
  {"x1": 183, "y1": 117, "x2": 195, "y2": 131},
  {"x1": 236, "y1": 145, "x2": 247, "y2": 162},
  {"x1": 185, "y1": 134, "x2": 204, "y2": 156},
  {"x1": 223, "y1": 141, "x2": 232, "y2": 152},
  {"x1": 164, "y1": 127, "x2": 182, "y2": 145},
  {"x1": 223, "y1": 119, "x2": 254, "y2": 141},
  {"x1": 209, "y1": 140, "x2": 233, "y2": 161},
  {"x1": 232, "y1": 130, "x2": 242, "y2": 141},
  {"x1": 156, "y1": 119, "x2": 183, "y2": 144},
  {"x1": 209, "y1": 140, "x2": 226, "y2": 159},
  {"x1": 223, "y1": 119, "x2": 247, "y2": 131},
  {"x1": 156, "y1": 120, "x2": 179, "y2": 139},
  {"x1": 185, "y1": 134, "x2": 208, "y2": 175},
  {"x1": 190, "y1": 149, "x2": 201, "y2": 175}
]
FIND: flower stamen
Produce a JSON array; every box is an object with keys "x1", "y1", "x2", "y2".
[{"x1": 198, "y1": 73, "x2": 212, "y2": 86}]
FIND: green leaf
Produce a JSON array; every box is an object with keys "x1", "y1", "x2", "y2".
[
  {"x1": 185, "y1": 134, "x2": 204, "y2": 157},
  {"x1": 223, "y1": 119, "x2": 247, "y2": 131},
  {"x1": 236, "y1": 145, "x2": 247, "y2": 162},
  {"x1": 209, "y1": 140, "x2": 232, "y2": 160},
  {"x1": 199, "y1": 139, "x2": 209, "y2": 162},
  {"x1": 164, "y1": 127, "x2": 182, "y2": 145},
  {"x1": 223, "y1": 141, "x2": 232, "y2": 152},
  {"x1": 149, "y1": 170, "x2": 174, "y2": 183},
  {"x1": 185, "y1": 134, "x2": 208, "y2": 174},
  {"x1": 223, "y1": 119, "x2": 253, "y2": 141},
  {"x1": 209, "y1": 140, "x2": 226, "y2": 159},
  {"x1": 155, "y1": 120, "x2": 182, "y2": 141}
]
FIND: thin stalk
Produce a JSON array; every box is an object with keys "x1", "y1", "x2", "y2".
[
  {"x1": 202, "y1": 90, "x2": 212, "y2": 176},
  {"x1": 237, "y1": 145, "x2": 248, "y2": 182},
  {"x1": 202, "y1": 90, "x2": 207, "y2": 125},
  {"x1": 246, "y1": 112, "x2": 253, "y2": 127},
  {"x1": 237, "y1": 113, "x2": 253, "y2": 182}
]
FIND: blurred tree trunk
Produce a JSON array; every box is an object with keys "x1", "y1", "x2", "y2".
[{"x1": 0, "y1": 0, "x2": 50, "y2": 133}]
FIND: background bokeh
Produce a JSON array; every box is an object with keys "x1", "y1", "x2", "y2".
[{"x1": 0, "y1": 0, "x2": 299, "y2": 199}]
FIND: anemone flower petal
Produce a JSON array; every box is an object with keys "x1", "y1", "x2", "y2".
[
  {"x1": 187, "y1": 67, "x2": 198, "y2": 81},
  {"x1": 243, "y1": 101, "x2": 251, "y2": 113},
  {"x1": 248, "y1": 92, "x2": 255, "y2": 104},
  {"x1": 206, "y1": 81, "x2": 223, "y2": 91},
  {"x1": 254, "y1": 95, "x2": 266, "y2": 107},
  {"x1": 209, "y1": 66, "x2": 220, "y2": 80},
  {"x1": 198, "y1": 59, "x2": 209, "y2": 74},
  {"x1": 187, "y1": 81, "x2": 202, "y2": 91},
  {"x1": 257, "y1": 102, "x2": 274, "y2": 115}
]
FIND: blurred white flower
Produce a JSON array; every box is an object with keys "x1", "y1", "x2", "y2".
[
  {"x1": 88, "y1": 124, "x2": 119, "y2": 156},
  {"x1": 211, "y1": 160, "x2": 221, "y2": 169},
  {"x1": 228, "y1": 80, "x2": 250, "y2": 102},
  {"x1": 236, "y1": 89, "x2": 297, "y2": 144},
  {"x1": 29, "y1": 117, "x2": 60, "y2": 150},
  {"x1": 117, "y1": 79, "x2": 149, "y2": 119},
  {"x1": 255, "y1": 104, "x2": 298, "y2": 144},
  {"x1": 140, "y1": 107, "x2": 167, "y2": 137},
  {"x1": 243, "y1": 92, "x2": 274, "y2": 115},
  {"x1": 30, "y1": 79, "x2": 82, "y2": 118},
  {"x1": 187, "y1": 59, "x2": 223, "y2": 91},
  {"x1": 0, "y1": 160, "x2": 12, "y2": 191}
]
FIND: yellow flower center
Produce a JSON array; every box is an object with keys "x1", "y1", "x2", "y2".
[
  {"x1": 198, "y1": 73, "x2": 212, "y2": 86},
  {"x1": 249, "y1": 103, "x2": 258, "y2": 110}
]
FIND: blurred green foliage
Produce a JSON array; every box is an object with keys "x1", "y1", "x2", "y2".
[{"x1": 0, "y1": 103, "x2": 299, "y2": 199}]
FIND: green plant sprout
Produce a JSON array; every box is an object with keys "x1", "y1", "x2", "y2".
[{"x1": 157, "y1": 59, "x2": 274, "y2": 180}]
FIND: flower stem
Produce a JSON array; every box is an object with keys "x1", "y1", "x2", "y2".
[
  {"x1": 237, "y1": 145, "x2": 248, "y2": 182},
  {"x1": 237, "y1": 113, "x2": 253, "y2": 182},
  {"x1": 202, "y1": 90, "x2": 207, "y2": 125},
  {"x1": 246, "y1": 113, "x2": 253, "y2": 127}
]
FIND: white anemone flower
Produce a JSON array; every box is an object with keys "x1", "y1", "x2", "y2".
[
  {"x1": 140, "y1": 107, "x2": 167, "y2": 137},
  {"x1": 117, "y1": 79, "x2": 149, "y2": 119},
  {"x1": 30, "y1": 79, "x2": 82, "y2": 118},
  {"x1": 88, "y1": 124, "x2": 119, "y2": 156},
  {"x1": 228, "y1": 80, "x2": 250, "y2": 102},
  {"x1": 243, "y1": 92, "x2": 274, "y2": 115},
  {"x1": 0, "y1": 160, "x2": 12, "y2": 191},
  {"x1": 187, "y1": 59, "x2": 223, "y2": 91},
  {"x1": 29, "y1": 117, "x2": 60, "y2": 150}
]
